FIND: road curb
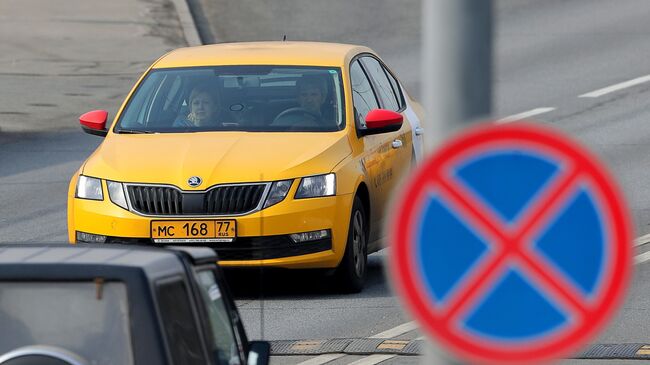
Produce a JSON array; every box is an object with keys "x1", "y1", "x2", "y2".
[
  {"x1": 268, "y1": 339, "x2": 650, "y2": 359},
  {"x1": 576, "y1": 343, "x2": 650, "y2": 359},
  {"x1": 269, "y1": 338, "x2": 420, "y2": 356},
  {"x1": 170, "y1": 0, "x2": 202, "y2": 46}
]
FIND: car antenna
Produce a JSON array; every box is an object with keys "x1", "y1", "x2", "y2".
[{"x1": 282, "y1": 34, "x2": 287, "y2": 41}]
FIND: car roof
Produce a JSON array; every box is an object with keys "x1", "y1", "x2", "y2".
[
  {"x1": 153, "y1": 41, "x2": 373, "y2": 69},
  {"x1": 0, "y1": 244, "x2": 217, "y2": 280}
]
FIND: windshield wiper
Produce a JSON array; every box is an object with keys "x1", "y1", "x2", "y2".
[{"x1": 115, "y1": 128, "x2": 154, "y2": 134}]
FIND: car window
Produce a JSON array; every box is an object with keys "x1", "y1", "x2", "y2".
[
  {"x1": 116, "y1": 66, "x2": 345, "y2": 133},
  {"x1": 119, "y1": 72, "x2": 164, "y2": 130},
  {"x1": 360, "y1": 57, "x2": 400, "y2": 111},
  {"x1": 162, "y1": 75, "x2": 183, "y2": 111},
  {"x1": 383, "y1": 66, "x2": 404, "y2": 109},
  {"x1": 195, "y1": 269, "x2": 242, "y2": 365},
  {"x1": 156, "y1": 278, "x2": 206, "y2": 365},
  {"x1": 0, "y1": 281, "x2": 133, "y2": 365},
  {"x1": 350, "y1": 60, "x2": 379, "y2": 128}
]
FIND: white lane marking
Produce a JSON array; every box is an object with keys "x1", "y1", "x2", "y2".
[
  {"x1": 496, "y1": 107, "x2": 556, "y2": 124},
  {"x1": 635, "y1": 251, "x2": 650, "y2": 265},
  {"x1": 579, "y1": 75, "x2": 650, "y2": 98},
  {"x1": 347, "y1": 354, "x2": 396, "y2": 365},
  {"x1": 369, "y1": 321, "x2": 418, "y2": 339},
  {"x1": 296, "y1": 354, "x2": 346, "y2": 365},
  {"x1": 634, "y1": 233, "x2": 650, "y2": 247}
]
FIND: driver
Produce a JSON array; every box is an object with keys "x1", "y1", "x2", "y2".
[
  {"x1": 275, "y1": 76, "x2": 334, "y2": 126},
  {"x1": 297, "y1": 76, "x2": 329, "y2": 118}
]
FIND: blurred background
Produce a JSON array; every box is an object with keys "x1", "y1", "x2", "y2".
[{"x1": 1, "y1": 0, "x2": 650, "y2": 363}]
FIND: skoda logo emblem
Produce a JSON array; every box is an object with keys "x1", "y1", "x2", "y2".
[{"x1": 187, "y1": 176, "x2": 202, "y2": 188}]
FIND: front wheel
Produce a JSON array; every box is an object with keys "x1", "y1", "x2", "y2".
[{"x1": 336, "y1": 196, "x2": 368, "y2": 293}]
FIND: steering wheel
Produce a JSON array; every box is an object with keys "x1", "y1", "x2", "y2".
[
  {"x1": 272, "y1": 107, "x2": 321, "y2": 126},
  {"x1": 0, "y1": 345, "x2": 88, "y2": 365}
]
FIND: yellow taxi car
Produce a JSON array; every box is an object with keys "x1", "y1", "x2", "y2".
[{"x1": 68, "y1": 42, "x2": 424, "y2": 292}]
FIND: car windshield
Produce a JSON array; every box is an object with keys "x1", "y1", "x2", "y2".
[
  {"x1": 115, "y1": 66, "x2": 345, "y2": 133},
  {"x1": 0, "y1": 281, "x2": 133, "y2": 365}
]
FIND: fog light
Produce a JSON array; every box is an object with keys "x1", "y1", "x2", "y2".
[
  {"x1": 76, "y1": 231, "x2": 107, "y2": 243},
  {"x1": 290, "y1": 229, "x2": 330, "y2": 243}
]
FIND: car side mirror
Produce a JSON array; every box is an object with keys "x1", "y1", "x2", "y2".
[
  {"x1": 246, "y1": 341, "x2": 270, "y2": 365},
  {"x1": 79, "y1": 110, "x2": 108, "y2": 137},
  {"x1": 359, "y1": 109, "x2": 403, "y2": 136}
]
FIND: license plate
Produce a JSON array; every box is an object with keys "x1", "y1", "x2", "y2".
[{"x1": 151, "y1": 220, "x2": 236, "y2": 243}]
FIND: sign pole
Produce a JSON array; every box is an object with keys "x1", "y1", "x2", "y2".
[
  {"x1": 421, "y1": 0, "x2": 492, "y2": 152},
  {"x1": 421, "y1": 0, "x2": 492, "y2": 362},
  {"x1": 401, "y1": 3, "x2": 630, "y2": 364}
]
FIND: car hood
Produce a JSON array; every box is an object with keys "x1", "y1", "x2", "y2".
[{"x1": 83, "y1": 131, "x2": 352, "y2": 187}]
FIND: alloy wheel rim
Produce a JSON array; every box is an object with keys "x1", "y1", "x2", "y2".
[{"x1": 352, "y1": 210, "x2": 366, "y2": 277}]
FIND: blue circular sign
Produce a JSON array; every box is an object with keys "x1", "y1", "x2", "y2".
[{"x1": 390, "y1": 123, "x2": 632, "y2": 364}]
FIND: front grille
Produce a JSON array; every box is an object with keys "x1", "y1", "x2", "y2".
[
  {"x1": 205, "y1": 185, "x2": 266, "y2": 215},
  {"x1": 127, "y1": 186, "x2": 183, "y2": 215},
  {"x1": 126, "y1": 183, "x2": 267, "y2": 216}
]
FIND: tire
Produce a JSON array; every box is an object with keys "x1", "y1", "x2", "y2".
[{"x1": 336, "y1": 196, "x2": 368, "y2": 293}]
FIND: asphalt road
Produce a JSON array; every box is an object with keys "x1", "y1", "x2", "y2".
[{"x1": 1, "y1": 0, "x2": 650, "y2": 364}]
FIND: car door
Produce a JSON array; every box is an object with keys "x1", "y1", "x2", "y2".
[
  {"x1": 349, "y1": 59, "x2": 386, "y2": 244},
  {"x1": 359, "y1": 55, "x2": 413, "y2": 188},
  {"x1": 381, "y1": 62, "x2": 424, "y2": 164},
  {"x1": 350, "y1": 58, "x2": 405, "y2": 245}
]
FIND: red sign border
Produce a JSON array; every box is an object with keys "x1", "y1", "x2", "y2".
[{"x1": 389, "y1": 122, "x2": 633, "y2": 364}]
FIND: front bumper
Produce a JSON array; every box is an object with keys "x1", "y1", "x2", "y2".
[{"x1": 68, "y1": 188, "x2": 354, "y2": 269}]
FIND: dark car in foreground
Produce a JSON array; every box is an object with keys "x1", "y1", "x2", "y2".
[{"x1": 0, "y1": 244, "x2": 269, "y2": 365}]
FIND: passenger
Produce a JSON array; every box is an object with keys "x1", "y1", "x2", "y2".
[{"x1": 175, "y1": 83, "x2": 222, "y2": 127}]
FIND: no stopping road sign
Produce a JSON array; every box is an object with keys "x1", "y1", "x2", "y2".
[{"x1": 390, "y1": 123, "x2": 633, "y2": 364}]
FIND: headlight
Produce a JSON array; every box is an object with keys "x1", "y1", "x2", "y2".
[
  {"x1": 107, "y1": 180, "x2": 128, "y2": 210},
  {"x1": 263, "y1": 180, "x2": 293, "y2": 208},
  {"x1": 295, "y1": 173, "x2": 336, "y2": 199},
  {"x1": 75, "y1": 175, "x2": 103, "y2": 200}
]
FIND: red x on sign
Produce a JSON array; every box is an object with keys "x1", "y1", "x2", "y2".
[{"x1": 390, "y1": 123, "x2": 633, "y2": 364}]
